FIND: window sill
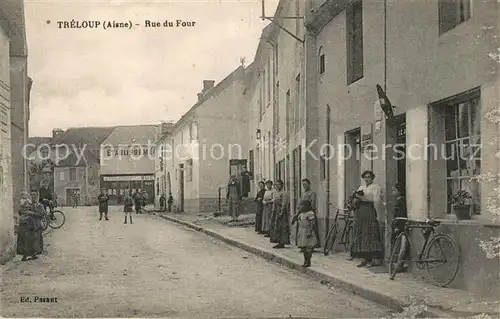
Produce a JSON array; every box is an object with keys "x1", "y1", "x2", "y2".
[{"x1": 435, "y1": 216, "x2": 500, "y2": 228}]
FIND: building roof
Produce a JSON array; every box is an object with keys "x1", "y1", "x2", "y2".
[
  {"x1": 51, "y1": 126, "x2": 116, "y2": 150},
  {"x1": 56, "y1": 148, "x2": 98, "y2": 167},
  {"x1": 101, "y1": 125, "x2": 157, "y2": 146},
  {"x1": 174, "y1": 66, "x2": 247, "y2": 130},
  {"x1": 28, "y1": 137, "x2": 52, "y2": 149}
]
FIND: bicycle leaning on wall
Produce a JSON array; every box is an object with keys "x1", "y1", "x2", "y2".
[{"x1": 389, "y1": 217, "x2": 460, "y2": 287}]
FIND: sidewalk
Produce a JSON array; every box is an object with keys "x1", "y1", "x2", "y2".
[{"x1": 147, "y1": 210, "x2": 500, "y2": 318}]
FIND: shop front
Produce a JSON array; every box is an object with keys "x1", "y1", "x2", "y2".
[{"x1": 100, "y1": 174, "x2": 155, "y2": 205}]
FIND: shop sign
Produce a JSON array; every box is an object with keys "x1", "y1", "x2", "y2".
[
  {"x1": 104, "y1": 147, "x2": 154, "y2": 157},
  {"x1": 397, "y1": 124, "x2": 406, "y2": 138},
  {"x1": 103, "y1": 175, "x2": 154, "y2": 182},
  {"x1": 361, "y1": 133, "x2": 373, "y2": 152}
]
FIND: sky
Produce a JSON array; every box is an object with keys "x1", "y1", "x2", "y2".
[{"x1": 25, "y1": 0, "x2": 278, "y2": 137}]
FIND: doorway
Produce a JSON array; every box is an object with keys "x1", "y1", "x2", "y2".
[
  {"x1": 395, "y1": 115, "x2": 406, "y2": 189},
  {"x1": 65, "y1": 188, "x2": 80, "y2": 207},
  {"x1": 178, "y1": 164, "x2": 184, "y2": 212},
  {"x1": 344, "y1": 128, "x2": 361, "y2": 205}
]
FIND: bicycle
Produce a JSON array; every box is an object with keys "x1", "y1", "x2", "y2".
[
  {"x1": 323, "y1": 203, "x2": 354, "y2": 256},
  {"x1": 389, "y1": 217, "x2": 460, "y2": 287},
  {"x1": 40, "y1": 199, "x2": 66, "y2": 230}
]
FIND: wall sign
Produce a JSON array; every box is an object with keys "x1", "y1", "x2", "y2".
[
  {"x1": 361, "y1": 133, "x2": 373, "y2": 152},
  {"x1": 105, "y1": 147, "x2": 154, "y2": 157},
  {"x1": 102, "y1": 175, "x2": 154, "y2": 182}
]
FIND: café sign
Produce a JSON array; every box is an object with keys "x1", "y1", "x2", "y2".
[
  {"x1": 103, "y1": 175, "x2": 155, "y2": 182},
  {"x1": 104, "y1": 147, "x2": 154, "y2": 157}
]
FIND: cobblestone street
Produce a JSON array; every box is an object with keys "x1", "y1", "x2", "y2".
[{"x1": 1, "y1": 206, "x2": 391, "y2": 318}]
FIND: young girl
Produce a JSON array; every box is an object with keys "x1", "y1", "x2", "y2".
[{"x1": 293, "y1": 199, "x2": 317, "y2": 267}]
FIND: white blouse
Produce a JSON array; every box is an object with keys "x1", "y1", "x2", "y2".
[
  {"x1": 263, "y1": 190, "x2": 275, "y2": 204},
  {"x1": 357, "y1": 183, "x2": 383, "y2": 215}
]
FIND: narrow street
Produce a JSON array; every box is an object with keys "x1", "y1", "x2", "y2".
[{"x1": 1, "y1": 206, "x2": 392, "y2": 318}]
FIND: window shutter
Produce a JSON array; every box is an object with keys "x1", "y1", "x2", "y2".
[
  {"x1": 353, "y1": 0, "x2": 363, "y2": 80},
  {"x1": 439, "y1": 0, "x2": 460, "y2": 34}
]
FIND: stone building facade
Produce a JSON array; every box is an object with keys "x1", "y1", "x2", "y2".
[{"x1": 0, "y1": 0, "x2": 31, "y2": 264}]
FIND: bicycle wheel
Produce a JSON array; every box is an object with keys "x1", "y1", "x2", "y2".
[
  {"x1": 389, "y1": 232, "x2": 408, "y2": 280},
  {"x1": 424, "y1": 233, "x2": 460, "y2": 287},
  {"x1": 343, "y1": 220, "x2": 353, "y2": 252},
  {"x1": 48, "y1": 210, "x2": 66, "y2": 229},
  {"x1": 323, "y1": 223, "x2": 338, "y2": 256},
  {"x1": 40, "y1": 217, "x2": 49, "y2": 231}
]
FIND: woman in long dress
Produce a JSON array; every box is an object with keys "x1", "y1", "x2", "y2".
[
  {"x1": 261, "y1": 180, "x2": 274, "y2": 237},
  {"x1": 351, "y1": 170, "x2": 383, "y2": 267},
  {"x1": 270, "y1": 180, "x2": 290, "y2": 248},
  {"x1": 17, "y1": 191, "x2": 44, "y2": 261},
  {"x1": 254, "y1": 181, "x2": 266, "y2": 233}
]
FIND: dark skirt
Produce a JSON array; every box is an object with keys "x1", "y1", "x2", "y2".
[
  {"x1": 271, "y1": 208, "x2": 290, "y2": 245},
  {"x1": 17, "y1": 224, "x2": 43, "y2": 256},
  {"x1": 255, "y1": 202, "x2": 263, "y2": 232},
  {"x1": 99, "y1": 202, "x2": 108, "y2": 213},
  {"x1": 270, "y1": 211, "x2": 278, "y2": 243},
  {"x1": 351, "y1": 201, "x2": 383, "y2": 260}
]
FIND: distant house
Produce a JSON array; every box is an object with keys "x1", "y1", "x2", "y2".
[
  {"x1": 26, "y1": 136, "x2": 53, "y2": 191},
  {"x1": 50, "y1": 126, "x2": 115, "y2": 206},
  {"x1": 100, "y1": 125, "x2": 157, "y2": 205},
  {"x1": 53, "y1": 148, "x2": 100, "y2": 206}
]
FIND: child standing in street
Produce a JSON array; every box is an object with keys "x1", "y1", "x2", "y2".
[
  {"x1": 292, "y1": 199, "x2": 317, "y2": 268},
  {"x1": 98, "y1": 188, "x2": 109, "y2": 221},
  {"x1": 124, "y1": 191, "x2": 134, "y2": 224}
]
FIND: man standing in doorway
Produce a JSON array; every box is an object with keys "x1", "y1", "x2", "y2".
[
  {"x1": 299, "y1": 179, "x2": 321, "y2": 249},
  {"x1": 240, "y1": 165, "x2": 252, "y2": 198}
]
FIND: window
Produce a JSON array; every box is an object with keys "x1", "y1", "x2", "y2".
[
  {"x1": 295, "y1": 74, "x2": 301, "y2": 132},
  {"x1": 295, "y1": 0, "x2": 301, "y2": 38},
  {"x1": 249, "y1": 150, "x2": 254, "y2": 180},
  {"x1": 59, "y1": 171, "x2": 64, "y2": 181},
  {"x1": 442, "y1": 91, "x2": 481, "y2": 214},
  {"x1": 286, "y1": 155, "x2": 291, "y2": 192},
  {"x1": 259, "y1": 83, "x2": 263, "y2": 121},
  {"x1": 346, "y1": 0, "x2": 363, "y2": 84},
  {"x1": 0, "y1": 107, "x2": 8, "y2": 133},
  {"x1": 69, "y1": 168, "x2": 77, "y2": 181},
  {"x1": 319, "y1": 47, "x2": 325, "y2": 75},
  {"x1": 439, "y1": 0, "x2": 472, "y2": 35},
  {"x1": 285, "y1": 90, "x2": 291, "y2": 139},
  {"x1": 190, "y1": 122, "x2": 198, "y2": 141},
  {"x1": 275, "y1": 82, "x2": 280, "y2": 134},
  {"x1": 293, "y1": 145, "x2": 302, "y2": 205},
  {"x1": 267, "y1": 59, "x2": 271, "y2": 104},
  {"x1": 186, "y1": 159, "x2": 193, "y2": 182}
]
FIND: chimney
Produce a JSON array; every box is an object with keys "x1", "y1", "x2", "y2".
[
  {"x1": 197, "y1": 93, "x2": 204, "y2": 102},
  {"x1": 52, "y1": 128, "x2": 64, "y2": 139},
  {"x1": 203, "y1": 80, "x2": 215, "y2": 92}
]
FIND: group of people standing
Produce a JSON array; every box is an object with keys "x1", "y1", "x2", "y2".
[
  {"x1": 97, "y1": 188, "x2": 150, "y2": 224},
  {"x1": 251, "y1": 170, "x2": 407, "y2": 269},
  {"x1": 254, "y1": 178, "x2": 321, "y2": 267}
]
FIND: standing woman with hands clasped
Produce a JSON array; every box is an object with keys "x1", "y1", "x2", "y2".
[{"x1": 350, "y1": 170, "x2": 384, "y2": 267}]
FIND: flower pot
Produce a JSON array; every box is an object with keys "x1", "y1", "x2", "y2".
[{"x1": 453, "y1": 204, "x2": 471, "y2": 220}]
